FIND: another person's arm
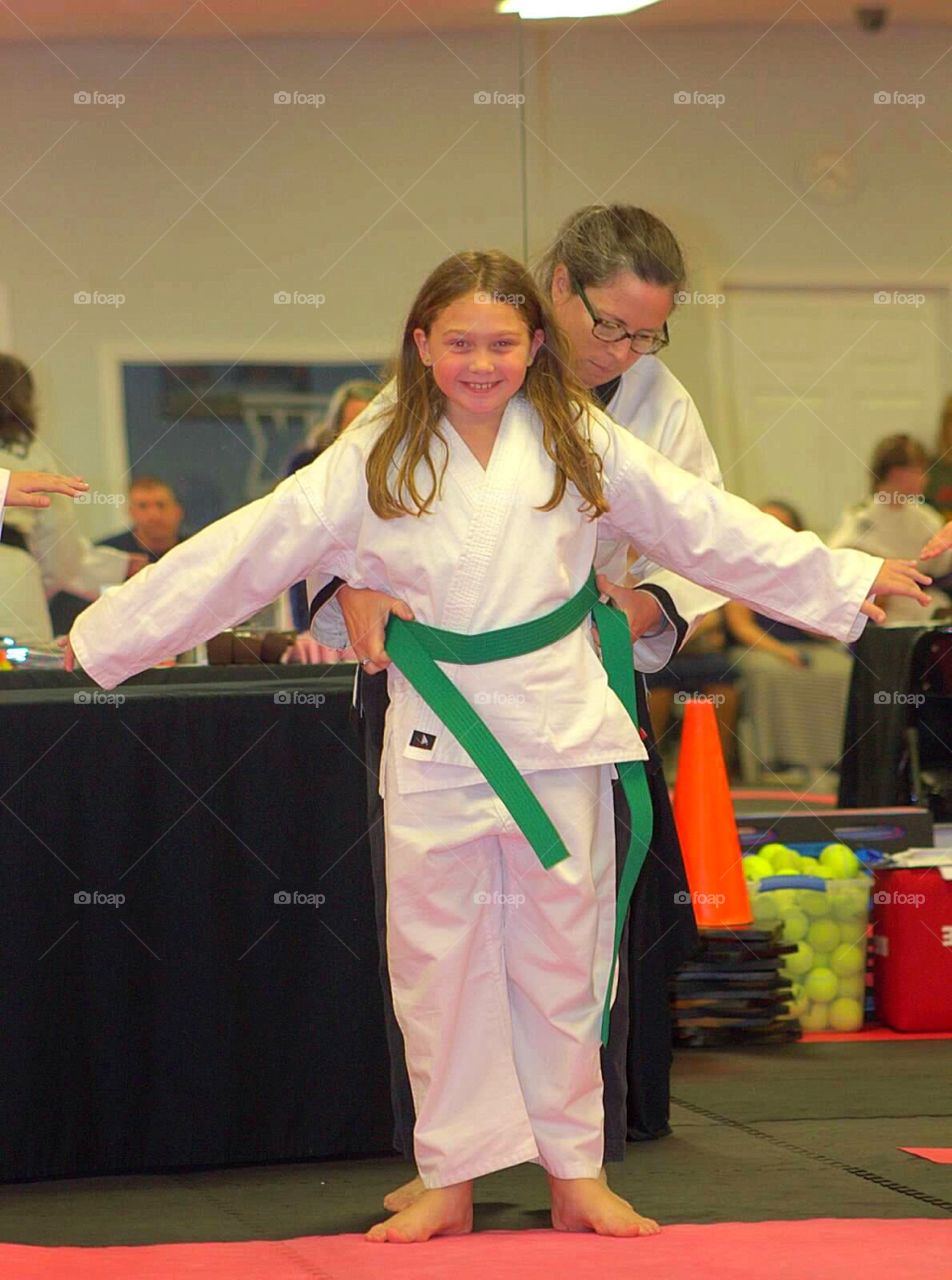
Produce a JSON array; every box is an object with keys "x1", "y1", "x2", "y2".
[
  {"x1": 2, "y1": 469, "x2": 89, "y2": 513},
  {"x1": 25, "y1": 486, "x2": 136, "y2": 599},
  {"x1": 723, "y1": 600, "x2": 806, "y2": 667}
]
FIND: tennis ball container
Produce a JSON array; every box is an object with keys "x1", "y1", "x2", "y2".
[{"x1": 748, "y1": 867, "x2": 871, "y2": 1033}]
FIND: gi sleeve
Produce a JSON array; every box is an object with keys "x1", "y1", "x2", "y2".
[
  {"x1": 71, "y1": 439, "x2": 363, "y2": 689},
  {"x1": 597, "y1": 417, "x2": 881, "y2": 646},
  {"x1": 597, "y1": 386, "x2": 729, "y2": 671}
]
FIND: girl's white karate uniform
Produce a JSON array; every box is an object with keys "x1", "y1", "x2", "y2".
[
  {"x1": 71, "y1": 397, "x2": 883, "y2": 1187},
  {"x1": 0, "y1": 440, "x2": 127, "y2": 644}
]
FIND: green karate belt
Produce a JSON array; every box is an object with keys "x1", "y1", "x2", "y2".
[{"x1": 385, "y1": 568, "x2": 654, "y2": 1045}]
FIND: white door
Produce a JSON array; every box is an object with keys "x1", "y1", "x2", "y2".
[{"x1": 717, "y1": 286, "x2": 950, "y2": 534}]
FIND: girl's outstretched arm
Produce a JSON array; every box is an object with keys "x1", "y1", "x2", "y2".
[
  {"x1": 596, "y1": 415, "x2": 928, "y2": 644},
  {"x1": 69, "y1": 444, "x2": 362, "y2": 689}
]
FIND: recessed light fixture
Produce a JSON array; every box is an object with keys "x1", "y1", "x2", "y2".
[{"x1": 497, "y1": 0, "x2": 662, "y2": 17}]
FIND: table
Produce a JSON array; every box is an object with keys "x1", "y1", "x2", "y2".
[{"x1": 0, "y1": 665, "x2": 393, "y2": 1182}]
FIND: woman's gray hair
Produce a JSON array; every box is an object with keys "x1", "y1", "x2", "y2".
[
  {"x1": 306, "y1": 378, "x2": 381, "y2": 450},
  {"x1": 535, "y1": 204, "x2": 686, "y2": 294}
]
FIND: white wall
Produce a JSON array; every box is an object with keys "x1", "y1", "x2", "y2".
[{"x1": 1, "y1": 19, "x2": 949, "y2": 534}]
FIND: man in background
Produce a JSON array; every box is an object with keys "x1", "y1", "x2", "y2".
[
  {"x1": 99, "y1": 475, "x2": 186, "y2": 563},
  {"x1": 49, "y1": 476, "x2": 185, "y2": 631}
]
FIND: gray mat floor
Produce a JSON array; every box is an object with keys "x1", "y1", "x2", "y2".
[{"x1": 1, "y1": 1041, "x2": 949, "y2": 1245}]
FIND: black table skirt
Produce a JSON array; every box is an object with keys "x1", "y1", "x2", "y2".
[
  {"x1": 0, "y1": 665, "x2": 393, "y2": 1182},
  {"x1": 837, "y1": 626, "x2": 930, "y2": 808}
]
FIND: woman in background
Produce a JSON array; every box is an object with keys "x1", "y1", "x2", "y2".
[
  {"x1": 0, "y1": 355, "x2": 142, "y2": 646},
  {"x1": 725, "y1": 501, "x2": 853, "y2": 781},
  {"x1": 285, "y1": 378, "x2": 380, "y2": 638}
]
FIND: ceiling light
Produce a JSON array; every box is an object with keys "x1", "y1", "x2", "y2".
[{"x1": 497, "y1": 0, "x2": 662, "y2": 18}]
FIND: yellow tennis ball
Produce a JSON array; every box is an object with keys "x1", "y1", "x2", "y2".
[
  {"x1": 807, "y1": 919, "x2": 841, "y2": 953},
  {"x1": 831, "y1": 942, "x2": 865, "y2": 977},
  {"x1": 787, "y1": 981, "x2": 808, "y2": 1016},
  {"x1": 773, "y1": 889, "x2": 798, "y2": 912},
  {"x1": 800, "y1": 1003, "x2": 829, "y2": 1031},
  {"x1": 829, "y1": 997, "x2": 864, "y2": 1031},
  {"x1": 832, "y1": 886, "x2": 868, "y2": 921},
  {"x1": 782, "y1": 910, "x2": 809, "y2": 944},
  {"x1": 759, "y1": 843, "x2": 793, "y2": 866},
  {"x1": 836, "y1": 974, "x2": 866, "y2": 1001},
  {"x1": 743, "y1": 855, "x2": 772, "y2": 881},
  {"x1": 786, "y1": 941, "x2": 815, "y2": 978},
  {"x1": 752, "y1": 893, "x2": 781, "y2": 924},
  {"x1": 805, "y1": 967, "x2": 838, "y2": 1003},
  {"x1": 838, "y1": 920, "x2": 867, "y2": 948},
  {"x1": 820, "y1": 843, "x2": 860, "y2": 879},
  {"x1": 800, "y1": 888, "x2": 832, "y2": 918}
]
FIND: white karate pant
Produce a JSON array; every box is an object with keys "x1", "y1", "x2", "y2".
[{"x1": 382, "y1": 758, "x2": 617, "y2": 1188}]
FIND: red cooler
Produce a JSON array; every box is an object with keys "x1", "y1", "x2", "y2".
[{"x1": 872, "y1": 859, "x2": 952, "y2": 1031}]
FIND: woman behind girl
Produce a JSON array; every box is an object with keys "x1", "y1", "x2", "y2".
[{"x1": 68, "y1": 252, "x2": 929, "y2": 1244}]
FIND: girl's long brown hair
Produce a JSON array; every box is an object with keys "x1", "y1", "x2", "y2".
[{"x1": 365, "y1": 250, "x2": 607, "y2": 520}]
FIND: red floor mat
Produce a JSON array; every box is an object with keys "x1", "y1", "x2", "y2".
[
  {"x1": 801, "y1": 1027, "x2": 952, "y2": 1042},
  {"x1": 3, "y1": 1221, "x2": 951, "y2": 1280}
]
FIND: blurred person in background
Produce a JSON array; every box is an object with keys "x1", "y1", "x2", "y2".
[
  {"x1": 925, "y1": 395, "x2": 952, "y2": 522},
  {"x1": 829, "y1": 434, "x2": 952, "y2": 624},
  {"x1": 50, "y1": 474, "x2": 185, "y2": 633},
  {"x1": 0, "y1": 354, "x2": 143, "y2": 646},
  {"x1": 99, "y1": 475, "x2": 186, "y2": 562},
  {"x1": 283, "y1": 378, "x2": 380, "y2": 656},
  {"x1": 644, "y1": 608, "x2": 740, "y2": 777},
  {"x1": 725, "y1": 501, "x2": 853, "y2": 781}
]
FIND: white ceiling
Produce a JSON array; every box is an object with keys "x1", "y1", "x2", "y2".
[{"x1": 0, "y1": 0, "x2": 948, "y2": 43}]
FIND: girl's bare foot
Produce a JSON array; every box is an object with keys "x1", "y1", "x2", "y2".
[
  {"x1": 548, "y1": 1175, "x2": 660, "y2": 1237},
  {"x1": 366, "y1": 1181, "x2": 474, "y2": 1244},
  {"x1": 383, "y1": 1173, "x2": 425, "y2": 1212}
]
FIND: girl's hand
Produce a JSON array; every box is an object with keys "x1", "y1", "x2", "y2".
[
  {"x1": 594, "y1": 575, "x2": 665, "y2": 642},
  {"x1": 919, "y1": 521, "x2": 952, "y2": 561},
  {"x1": 338, "y1": 584, "x2": 415, "y2": 674},
  {"x1": 860, "y1": 559, "x2": 932, "y2": 624},
  {"x1": 6, "y1": 471, "x2": 88, "y2": 508}
]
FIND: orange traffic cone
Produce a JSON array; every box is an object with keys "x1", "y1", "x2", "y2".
[{"x1": 672, "y1": 698, "x2": 752, "y2": 928}]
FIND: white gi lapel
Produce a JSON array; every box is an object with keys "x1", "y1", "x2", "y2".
[{"x1": 401, "y1": 396, "x2": 531, "y2": 760}]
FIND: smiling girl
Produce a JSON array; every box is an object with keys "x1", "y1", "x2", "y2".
[{"x1": 68, "y1": 250, "x2": 929, "y2": 1244}]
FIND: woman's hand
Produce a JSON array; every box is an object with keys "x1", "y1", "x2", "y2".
[
  {"x1": 860, "y1": 559, "x2": 932, "y2": 624},
  {"x1": 6, "y1": 471, "x2": 88, "y2": 508},
  {"x1": 338, "y1": 584, "x2": 415, "y2": 674},
  {"x1": 594, "y1": 575, "x2": 665, "y2": 642},
  {"x1": 920, "y1": 521, "x2": 952, "y2": 561}
]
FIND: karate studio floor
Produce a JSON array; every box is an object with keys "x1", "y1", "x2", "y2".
[{"x1": 2, "y1": 1040, "x2": 950, "y2": 1279}]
